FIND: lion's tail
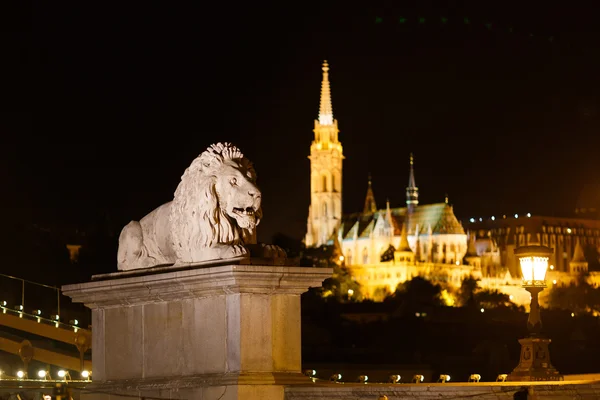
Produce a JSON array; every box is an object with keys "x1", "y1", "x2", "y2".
[{"x1": 117, "y1": 221, "x2": 143, "y2": 271}]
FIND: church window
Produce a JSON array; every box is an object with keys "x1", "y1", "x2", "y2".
[
  {"x1": 362, "y1": 247, "x2": 368, "y2": 264},
  {"x1": 332, "y1": 175, "x2": 336, "y2": 192},
  {"x1": 323, "y1": 202, "x2": 328, "y2": 217},
  {"x1": 442, "y1": 244, "x2": 447, "y2": 253},
  {"x1": 450, "y1": 244, "x2": 455, "y2": 252},
  {"x1": 322, "y1": 175, "x2": 327, "y2": 192}
]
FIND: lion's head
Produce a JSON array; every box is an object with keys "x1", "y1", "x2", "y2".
[{"x1": 170, "y1": 142, "x2": 263, "y2": 262}]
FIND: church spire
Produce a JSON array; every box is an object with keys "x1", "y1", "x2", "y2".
[
  {"x1": 572, "y1": 238, "x2": 586, "y2": 263},
  {"x1": 318, "y1": 60, "x2": 333, "y2": 126},
  {"x1": 363, "y1": 174, "x2": 377, "y2": 214},
  {"x1": 406, "y1": 153, "x2": 419, "y2": 212},
  {"x1": 398, "y1": 223, "x2": 412, "y2": 252}
]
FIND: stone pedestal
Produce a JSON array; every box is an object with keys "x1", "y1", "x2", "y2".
[
  {"x1": 508, "y1": 337, "x2": 562, "y2": 382},
  {"x1": 62, "y1": 261, "x2": 331, "y2": 400}
]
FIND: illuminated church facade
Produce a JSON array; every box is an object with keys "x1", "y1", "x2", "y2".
[
  {"x1": 305, "y1": 61, "x2": 477, "y2": 299},
  {"x1": 305, "y1": 61, "x2": 600, "y2": 303}
]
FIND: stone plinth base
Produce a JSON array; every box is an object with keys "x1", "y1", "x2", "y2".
[
  {"x1": 508, "y1": 337, "x2": 562, "y2": 382},
  {"x1": 285, "y1": 381, "x2": 600, "y2": 400},
  {"x1": 62, "y1": 262, "x2": 331, "y2": 400},
  {"x1": 82, "y1": 372, "x2": 310, "y2": 400}
]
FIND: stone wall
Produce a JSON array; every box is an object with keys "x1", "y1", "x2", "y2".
[{"x1": 285, "y1": 381, "x2": 600, "y2": 399}]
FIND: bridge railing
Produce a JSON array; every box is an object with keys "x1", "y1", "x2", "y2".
[{"x1": 0, "y1": 273, "x2": 86, "y2": 331}]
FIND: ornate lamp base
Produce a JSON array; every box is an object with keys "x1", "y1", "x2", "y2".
[{"x1": 508, "y1": 337, "x2": 562, "y2": 381}]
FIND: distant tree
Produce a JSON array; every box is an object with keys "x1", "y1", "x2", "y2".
[
  {"x1": 547, "y1": 276, "x2": 600, "y2": 314},
  {"x1": 321, "y1": 264, "x2": 363, "y2": 302},
  {"x1": 372, "y1": 286, "x2": 392, "y2": 302},
  {"x1": 301, "y1": 244, "x2": 363, "y2": 302},
  {"x1": 457, "y1": 276, "x2": 480, "y2": 307},
  {"x1": 392, "y1": 276, "x2": 444, "y2": 308},
  {"x1": 475, "y1": 289, "x2": 513, "y2": 309}
]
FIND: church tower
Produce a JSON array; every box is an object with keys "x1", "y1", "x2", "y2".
[
  {"x1": 406, "y1": 153, "x2": 419, "y2": 214},
  {"x1": 363, "y1": 175, "x2": 377, "y2": 214},
  {"x1": 305, "y1": 61, "x2": 344, "y2": 247}
]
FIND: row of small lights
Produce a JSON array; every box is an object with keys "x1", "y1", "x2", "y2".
[
  {"x1": 469, "y1": 213, "x2": 532, "y2": 223},
  {"x1": 305, "y1": 370, "x2": 509, "y2": 383},
  {"x1": 0, "y1": 302, "x2": 80, "y2": 332},
  {"x1": 1, "y1": 369, "x2": 91, "y2": 381}
]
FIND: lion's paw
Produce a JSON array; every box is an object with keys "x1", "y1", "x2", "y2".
[
  {"x1": 226, "y1": 244, "x2": 250, "y2": 258},
  {"x1": 261, "y1": 244, "x2": 287, "y2": 259}
]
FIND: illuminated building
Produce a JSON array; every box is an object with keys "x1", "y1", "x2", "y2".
[
  {"x1": 305, "y1": 61, "x2": 344, "y2": 248},
  {"x1": 467, "y1": 214, "x2": 600, "y2": 298},
  {"x1": 304, "y1": 61, "x2": 599, "y2": 301},
  {"x1": 305, "y1": 61, "x2": 474, "y2": 299}
]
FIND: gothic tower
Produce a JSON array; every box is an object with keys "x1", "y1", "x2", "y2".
[
  {"x1": 305, "y1": 61, "x2": 344, "y2": 247},
  {"x1": 406, "y1": 153, "x2": 419, "y2": 214}
]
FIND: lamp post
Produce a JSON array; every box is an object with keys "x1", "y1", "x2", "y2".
[{"x1": 508, "y1": 245, "x2": 562, "y2": 381}]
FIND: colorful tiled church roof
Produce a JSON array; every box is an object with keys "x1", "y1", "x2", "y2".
[{"x1": 339, "y1": 203, "x2": 465, "y2": 240}]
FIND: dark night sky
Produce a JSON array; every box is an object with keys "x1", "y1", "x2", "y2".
[{"x1": 4, "y1": 1, "x2": 600, "y2": 256}]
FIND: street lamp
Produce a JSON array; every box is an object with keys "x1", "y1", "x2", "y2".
[{"x1": 508, "y1": 245, "x2": 562, "y2": 381}]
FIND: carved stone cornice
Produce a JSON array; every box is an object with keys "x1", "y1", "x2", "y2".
[{"x1": 62, "y1": 263, "x2": 332, "y2": 309}]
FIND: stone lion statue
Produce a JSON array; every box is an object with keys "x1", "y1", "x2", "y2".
[{"x1": 117, "y1": 142, "x2": 286, "y2": 271}]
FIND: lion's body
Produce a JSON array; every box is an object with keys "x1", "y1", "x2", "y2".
[{"x1": 117, "y1": 143, "x2": 266, "y2": 271}]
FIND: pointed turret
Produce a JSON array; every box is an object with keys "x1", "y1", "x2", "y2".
[
  {"x1": 406, "y1": 153, "x2": 419, "y2": 213},
  {"x1": 464, "y1": 231, "x2": 482, "y2": 269},
  {"x1": 572, "y1": 238, "x2": 586, "y2": 262},
  {"x1": 570, "y1": 238, "x2": 588, "y2": 274},
  {"x1": 319, "y1": 61, "x2": 333, "y2": 126},
  {"x1": 363, "y1": 174, "x2": 377, "y2": 214},
  {"x1": 385, "y1": 198, "x2": 393, "y2": 227},
  {"x1": 394, "y1": 222, "x2": 415, "y2": 265},
  {"x1": 398, "y1": 223, "x2": 412, "y2": 252},
  {"x1": 466, "y1": 231, "x2": 479, "y2": 257}
]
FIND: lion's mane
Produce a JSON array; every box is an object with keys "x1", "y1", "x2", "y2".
[{"x1": 169, "y1": 143, "x2": 262, "y2": 262}]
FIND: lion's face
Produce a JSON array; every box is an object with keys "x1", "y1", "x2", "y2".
[{"x1": 214, "y1": 159, "x2": 262, "y2": 230}]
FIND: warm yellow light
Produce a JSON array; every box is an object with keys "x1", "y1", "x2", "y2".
[
  {"x1": 455, "y1": 261, "x2": 460, "y2": 265},
  {"x1": 338, "y1": 255, "x2": 344, "y2": 262},
  {"x1": 58, "y1": 370, "x2": 66, "y2": 378},
  {"x1": 17, "y1": 370, "x2": 25, "y2": 379},
  {"x1": 347, "y1": 289, "x2": 354, "y2": 296},
  {"x1": 550, "y1": 265, "x2": 554, "y2": 270},
  {"x1": 509, "y1": 295, "x2": 514, "y2": 300},
  {"x1": 81, "y1": 370, "x2": 90, "y2": 379},
  {"x1": 516, "y1": 246, "x2": 552, "y2": 286},
  {"x1": 440, "y1": 289, "x2": 455, "y2": 306},
  {"x1": 480, "y1": 308, "x2": 485, "y2": 313},
  {"x1": 37, "y1": 370, "x2": 47, "y2": 379},
  {"x1": 553, "y1": 280, "x2": 557, "y2": 285}
]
